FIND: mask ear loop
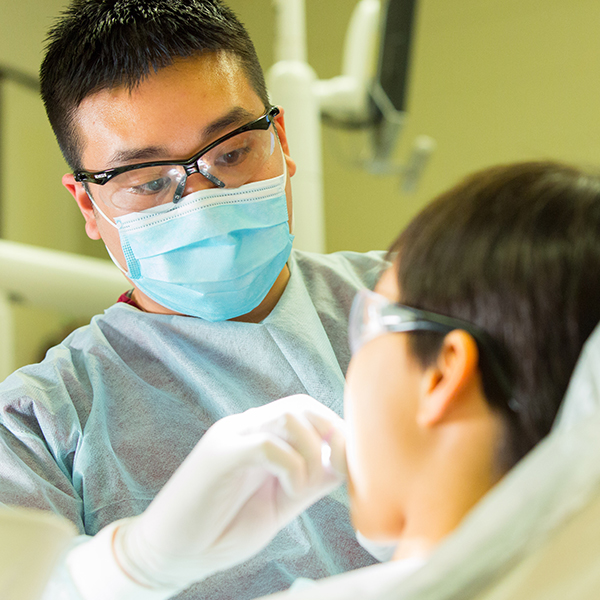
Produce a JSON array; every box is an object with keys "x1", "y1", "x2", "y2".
[
  {"x1": 83, "y1": 184, "x2": 118, "y2": 230},
  {"x1": 283, "y1": 158, "x2": 293, "y2": 234},
  {"x1": 83, "y1": 184, "x2": 129, "y2": 275},
  {"x1": 270, "y1": 127, "x2": 293, "y2": 233}
]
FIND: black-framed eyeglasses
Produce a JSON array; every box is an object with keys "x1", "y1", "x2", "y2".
[
  {"x1": 349, "y1": 289, "x2": 513, "y2": 402},
  {"x1": 74, "y1": 105, "x2": 281, "y2": 212}
]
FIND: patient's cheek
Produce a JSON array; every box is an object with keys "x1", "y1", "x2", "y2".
[
  {"x1": 343, "y1": 350, "x2": 400, "y2": 539},
  {"x1": 343, "y1": 333, "x2": 425, "y2": 540}
]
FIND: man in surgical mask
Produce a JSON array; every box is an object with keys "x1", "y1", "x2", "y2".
[
  {"x1": 64, "y1": 57, "x2": 295, "y2": 324},
  {"x1": 0, "y1": 1, "x2": 385, "y2": 599}
]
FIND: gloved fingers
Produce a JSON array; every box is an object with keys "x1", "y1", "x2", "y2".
[
  {"x1": 268, "y1": 394, "x2": 346, "y2": 445},
  {"x1": 270, "y1": 395, "x2": 348, "y2": 479},
  {"x1": 300, "y1": 409, "x2": 347, "y2": 479},
  {"x1": 264, "y1": 410, "x2": 332, "y2": 487},
  {"x1": 201, "y1": 396, "x2": 346, "y2": 496},
  {"x1": 256, "y1": 433, "x2": 308, "y2": 497},
  {"x1": 271, "y1": 397, "x2": 347, "y2": 480}
]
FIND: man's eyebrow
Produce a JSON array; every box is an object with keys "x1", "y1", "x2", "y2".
[
  {"x1": 106, "y1": 107, "x2": 258, "y2": 168},
  {"x1": 201, "y1": 106, "x2": 256, "y2": 139},
  {"x1": 108, "y1": 146, "x2": 169, "y2": 166}
]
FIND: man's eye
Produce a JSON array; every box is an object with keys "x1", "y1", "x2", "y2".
[
  {"x1": 214, "y1": 146, "x2": 251, "y2": 168},
  {"x1": 128, "y1": 177, "x2": 171, "y2": 195}
]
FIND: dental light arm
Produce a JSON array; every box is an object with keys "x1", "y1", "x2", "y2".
[
  {"x1": 66, "y1": 395, "x2": 346, "y2": 600},
  {"x1": 268, "y1": 1, "x2": 433, "y2": 253},
  {"x1": 313, "y1": 0, "x2": 381, "y2": 123},
  {"x1": 321, "y1": 0, "x2": 435, "y2": 187}
]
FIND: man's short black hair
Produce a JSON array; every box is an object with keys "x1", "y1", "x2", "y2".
[
  {"x1": 40, "y1": 0, "x2": 269, "y2": 171},
  {"x1": 389, "y1": 161, "x2": 600, "y2": 471}
]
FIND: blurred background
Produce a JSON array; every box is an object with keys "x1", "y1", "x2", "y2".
[{"x1": 0, "y1": 0, "x2": 599, "y2": 368}]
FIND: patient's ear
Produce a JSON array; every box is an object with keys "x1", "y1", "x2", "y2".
[{"x1": 416, "y1": 330, "x2": 480, "y2": 427}]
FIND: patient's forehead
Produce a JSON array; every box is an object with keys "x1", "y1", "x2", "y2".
[{"x1": 374, "y1": 265, "x2": 401, "y2": 303}]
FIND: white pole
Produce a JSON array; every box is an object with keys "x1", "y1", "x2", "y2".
[
  {"x1": 272, "y1": 0, "x2": 307, "y2": 62},
  {"x1": 268, "y1": 0, "x2": 325, "y2": 253}
]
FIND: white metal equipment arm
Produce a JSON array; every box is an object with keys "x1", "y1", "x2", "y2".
[
  {"x1": 267, "y1": 0, "x2": 434, "y2": 253},
  {"x1": 0, "y1": 240, "x2": 126, "y2": 379}
]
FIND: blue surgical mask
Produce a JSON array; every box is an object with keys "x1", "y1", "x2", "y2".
[{"x1": 92, "y1": 171, "x2": 294, "y2": 321}]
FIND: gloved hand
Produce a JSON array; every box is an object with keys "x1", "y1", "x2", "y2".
[{"x1": 66, "y1": 395, "x2": 346, "y2": 600}]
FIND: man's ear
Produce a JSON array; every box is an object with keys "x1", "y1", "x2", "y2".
[
  {"x1": 62, "y1": 173, "x2": 101, "y2": 240},
  {"x1": 273, "y1": 106, "x2": 297, "y2": 177},
  {"x1": 416, "y1": 330, "x2": 480, "y2": 428}
]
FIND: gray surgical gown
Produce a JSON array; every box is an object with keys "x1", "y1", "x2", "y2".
[{"x1": 0, "y1": 249, "x2": 386, "y2": 600}]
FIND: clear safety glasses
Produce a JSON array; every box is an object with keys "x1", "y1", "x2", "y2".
[
  {"x1": 349, "y1": 288, "x2": 513, "y2": 400},
  {"x1": 74, "y1": 106, "x2": 281, "y2": 213}
]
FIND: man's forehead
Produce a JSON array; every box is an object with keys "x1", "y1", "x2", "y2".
[
  {"x1": 74, "y1": 54, "x2": 265, "y2": 169},
  {"x1": 76, "y1": 53, "x2": 258, "y2": 122}
]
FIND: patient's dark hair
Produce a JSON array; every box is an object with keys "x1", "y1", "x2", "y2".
[
  {"x1": 389, "y1": 161, "x2": 600, "y2": 471},
  {"x1": 40, "y1": 0, "x2": 269, "y2": 171}
]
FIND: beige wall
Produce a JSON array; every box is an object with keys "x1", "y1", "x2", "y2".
[
  {"x1": 0, "y1": 0, "x2": 104, "y2": 257},
  {"x1": 1, "y1": 0, "x2": 599, "y2": 366}
]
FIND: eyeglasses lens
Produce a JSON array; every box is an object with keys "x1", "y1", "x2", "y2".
[
  {"x1": 97, "y1": 128, "x2": 276, "y2": 212},
  {"x1": 349, "y1": 290, "x2": 383, "y2": 354}
]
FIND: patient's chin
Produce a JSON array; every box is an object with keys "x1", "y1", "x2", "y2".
[{"x1": 349, "y1": 494, "x2": 404, "y2": 545}]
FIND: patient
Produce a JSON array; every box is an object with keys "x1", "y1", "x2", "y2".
[
  {"x1": 344, "y1": 159, "x2": 600, "y2": 558},
  {"x1": 261, "y1": 160, "x2": 600, "y2": 598}
]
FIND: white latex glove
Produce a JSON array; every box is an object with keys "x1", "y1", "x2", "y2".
[{"x1": 66, "y1": 395, "x2": 346, "y2": 600}]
